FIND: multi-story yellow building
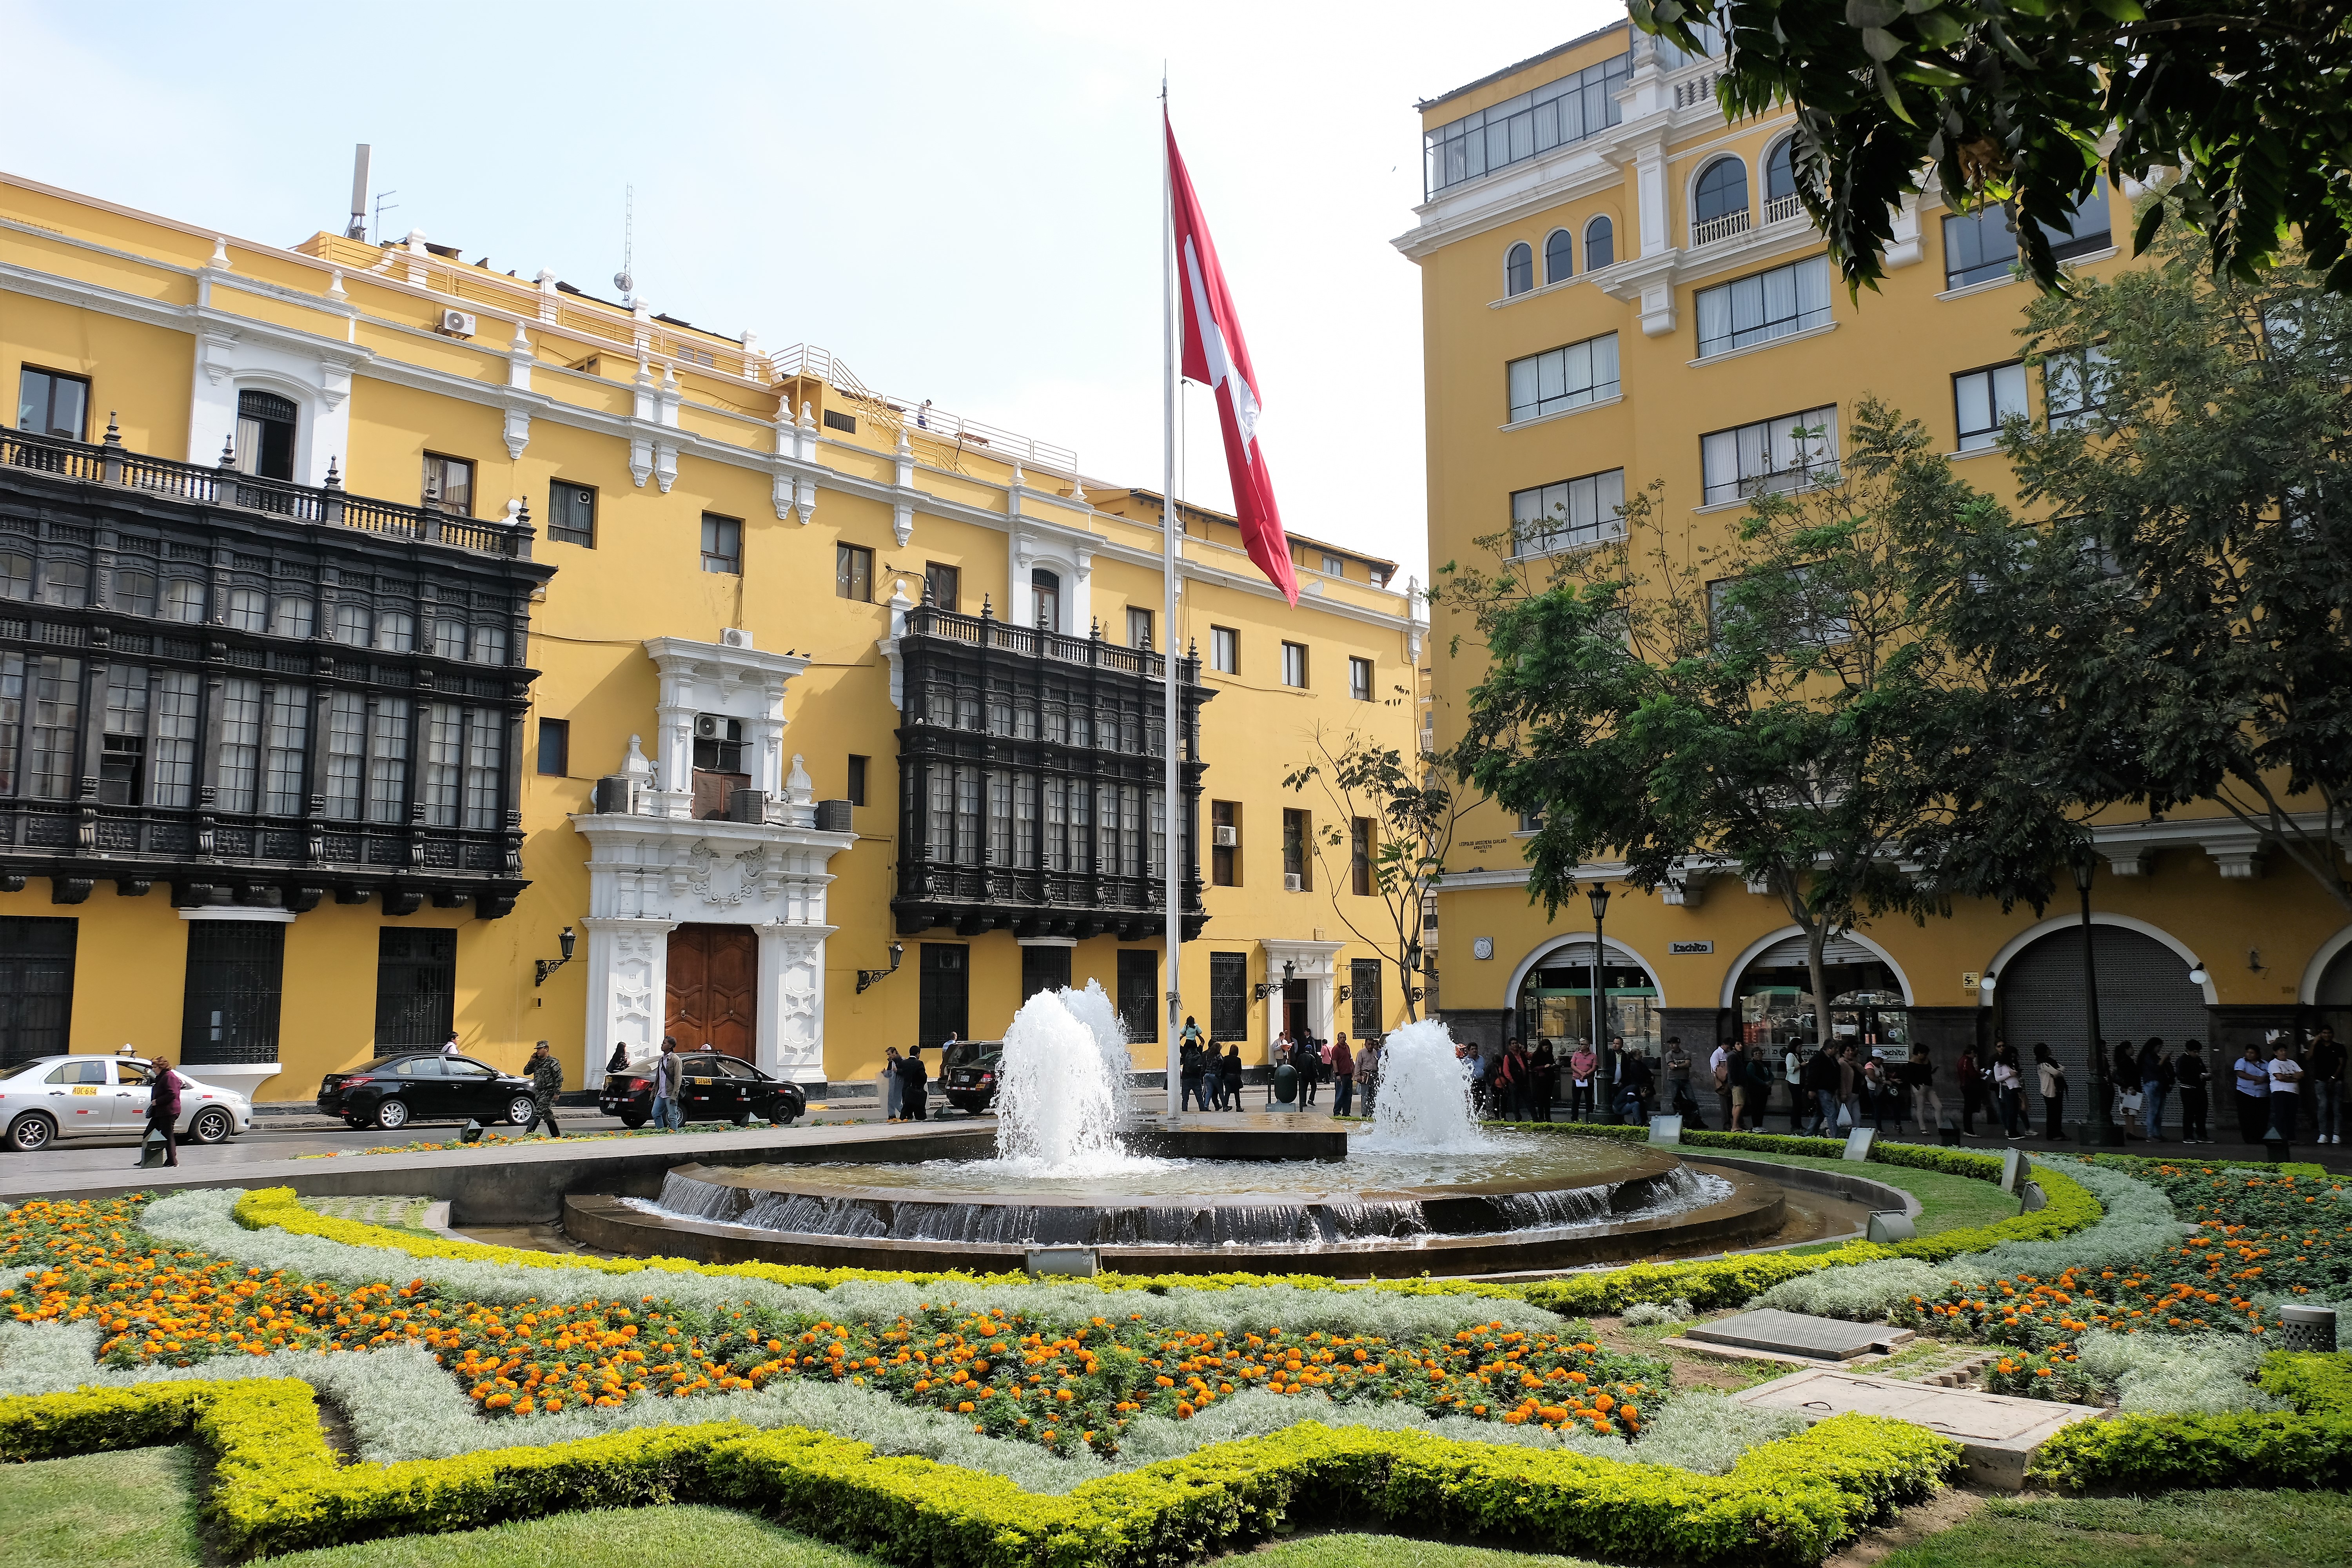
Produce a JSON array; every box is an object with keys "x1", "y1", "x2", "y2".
[
  {"x1": 1399, "y1": 19, "x2": 2352, "y2": 1089},
  {"x1": 0, "y1": 170, "x2": 1422, "y2": 1108}
]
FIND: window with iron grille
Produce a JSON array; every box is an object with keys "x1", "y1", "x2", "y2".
[
  {"x1": 547, "y1": 480, "x2": 596, "y2": 547},
  {"x1": 375, "y1": 927, "x2": 455, "y2": 1047},
  {"x1": 1118, "y1": 948, "x2": 1159, "y2": 1042},
  {"x1": 1351, "y1": 957, "x2": 1383, "y2": 1035},
  {"x1": 918, "y1": 943, "x2": 968, "y2": 1051},
  {"x1": 181, "y1": 919, "x2": 283, "y2": 1065},
  {"x1": 1020, "y1": 942, "x2": 1071, "y2": 1000},
  {"x1": 1209, "y1": 951, "x2": 1249, "y2": 1040},
  {"x1": 0, "y1": 916, "x2": 76, "y2": 1069}
]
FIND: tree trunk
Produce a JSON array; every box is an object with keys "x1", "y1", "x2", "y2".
[
  {"x1": 1804, "y1": 920, "x2": 1832, "y2": 1058},
  {"x1": 1400, "y1": 950, "x2": 1419, "y2": 1024}
]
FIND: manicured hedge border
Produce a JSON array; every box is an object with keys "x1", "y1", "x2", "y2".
[
  {"x1": 2028, "y1": 1408, "x2": 2352, "y2": 1492},
  {"x1": 0, "y1": 1377, "x2": 1959, "y2": 1567},
  {"x1": 2260, "y1": 1352, "x2": 2352, "y2": 1417}
]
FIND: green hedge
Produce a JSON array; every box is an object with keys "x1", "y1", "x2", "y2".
[
  {"x1": 2028, "y1": 1409, "x2": 2352, "y2": 1492},
  {"x1": 2260, "y1": 1352, "x2": 2352, "y2": 1417},
  {"x1": 1523, "y1": 1159, "x2": 2100, "y2": 1315},
  {"x1": 0, "y1": 1376, "x2": 1958, "y2": 1567}
]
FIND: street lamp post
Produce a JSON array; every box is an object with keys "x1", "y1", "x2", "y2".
[
  {"x1": 1586, "y1": 882, "x2": 1612, "y2": 1080},
  {"x1": 2072, "y1": 849, "x2": 2123, "y2": 1145}
]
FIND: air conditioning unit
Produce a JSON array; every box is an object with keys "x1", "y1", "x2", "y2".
[
  {"x1": 1284, "y1": 873, "x2": 1303, "y2": 892},
  {"x1": 694, "y1": 715, "x2": 722, "y2": 740},
  {"x1": 440, "y1": 309, "x2": 477, "y2": 337},
  {"x1": 720, "y1": 627, "x2": 753, "y2": 650},
  {"x1": 1213, "y1": 825, "x2": 1238, "y2": 848}
]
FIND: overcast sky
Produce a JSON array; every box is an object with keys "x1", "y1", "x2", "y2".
[{"x1": 4, "y1": 0, "x2": 1626, "y2": 581}]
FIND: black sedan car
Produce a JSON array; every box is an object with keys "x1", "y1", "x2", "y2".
[
  {"x1": 942, "y1": 1041, "x2": 1004, "y2": 1115},
  {"x1": 599, "y1": 1052, "x2": 805, "y2": 1128},
  {"x1": 317, "y1": 1054, "x2": 540, "y2": 1132}
]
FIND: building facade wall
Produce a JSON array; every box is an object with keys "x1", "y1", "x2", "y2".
[
  {"x1": 0, "y1": 173, "x2": 1423, "y2": 1100},
  {"x1": 1403, "y1": 24, "x2": 2352, "y2": 1084}
]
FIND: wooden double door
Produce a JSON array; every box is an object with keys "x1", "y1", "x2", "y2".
[{"x1": 667, "y1": 924, "x2": 757, "y2": 1061}]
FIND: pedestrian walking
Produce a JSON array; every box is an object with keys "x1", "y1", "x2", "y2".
[
  {"x1": 1662, "y1": 1038, "x2": 1694, "y2": 1123},
  {"x1": 2233, "y1": 1042, "x2": 2272, "y2": 1143},
  {"x1": 1331, "y1": 1034, "x2": 1356, "y2": 1116},
  {"x1": 1180, "y1": 1036, "x2": 1209, "y2": 1112},
  {"x1": 1910, "y1": 1045, "x2": 1945, "y2": 1136},
  {"x1": 2112, "y1": 1040, "x2": 2141, "y2": 1137},
  {"x1": 2268, "y1": 1036, "x2": 2305, "y2": 1143},
  {"x1": 1357, "y1": 1036, "x2": 1382, "y2": 1119},
  {"x1": 2176, "y1": 1040, "x2": 2210, "y2": 1143},
  {"x1": 1498, "y1": 1038, "x2": 1531, "y2": 1122},
  {"x1": 900, "y1": 1044, "x2": 929, "y2": 1122},
  {"x1": 2140, "y1": 1038, "x2": 2175, "y2": 1142},
  {"x1": 883, "y1": 1045, "x2": 905, "y2": 1121},
  {"x1": 439, "y1": 1029, "x2": 462, "y2": 1061},
  {"x1": 1711, "y1": 1040, "x2": 1736, "y2": 1131},
  {"x1": 1991, "y1": 1045, "x2": 2025, "y2": 1138},
  {"x1": 140, "y1": 1054, "x2": 183, "y2": 1167},
  {"x1": 1956, "y1": 1044, "x2": 1984, "y2": 1136},
  {"x1": 1803, "y1": 1043, "x2": 1838, "y2": 1135},
  {"x1": 2034, "y1": 1043, "x2": 2067, "y2": 1142},
  {"x1": 524, "y1": 1040, "x2": 564, "y2": 1136},
  {"x1": 1295, "y1": 1036, "x2": 1321, "y2": 1107},
  {"x1": 1221, "y1": 1044, "x2": 1245, "y2": 1112},
  {"x1": 1531, "y1": 1040, "x2": 1558, "y2": 1122},
  {"x1": 649, "y1": 1038, "x2": 684, "y2": 1131},
  {"x1": 1568, "y1": 1042, "x2": 1598, "y2": 1122},
  {"x1": 2310, "y1": 1026, "x2": 2345, "y2": 1145}
]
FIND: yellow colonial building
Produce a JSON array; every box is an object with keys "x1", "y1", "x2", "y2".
[
  {"x1": 0, "y1": 171, "x2": 1422, "y2": 1104},
  {"x1": 1399, "y1": 18, "x2": 2352, "y2": 1086}
]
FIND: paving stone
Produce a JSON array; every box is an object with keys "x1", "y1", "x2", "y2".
[
  {"x1": 1735, "y1": 1367, "x2": 2103, "y2": 1488},
  {"x1": 1684, "y1": 1308, "x2": 1914, "y2": 1361}
]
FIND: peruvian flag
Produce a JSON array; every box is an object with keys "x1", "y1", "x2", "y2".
[{"x1": 1167, "y1": 114, "x2": 1297, "y2": 606}]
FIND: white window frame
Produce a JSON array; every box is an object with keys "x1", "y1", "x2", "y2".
[
  {"x1": 1953, "y1": 362, "x2": 2028, "y2": 452},
  {"x1": 1700, "y1": 406, "x2": 1840, "y2": 506},
  {"x1": 1511, "y1": 468, "x2": 1627, "y2": 557},
  {"x1": 1506, "y1": 332, "x2": 1620, "y2": 423}
]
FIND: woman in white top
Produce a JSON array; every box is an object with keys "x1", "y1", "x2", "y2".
[
  {"x1": 1991, "y1": 1047, "x2": 2024, "y2": 1138},
  {"x1": 2267, "y1": 1040, "x2": 2305, "y2": 1143}
]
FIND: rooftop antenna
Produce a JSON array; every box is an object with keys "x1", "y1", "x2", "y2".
[
  {"x1": 370, "y1": 190, "x2": 399, "y2": 245},
  {"x1": 346, "y1": 145, "x2": 371, "y2": 240},
  {"x1": 613, "y1": 184, "x2": 635, "y2": 305}
]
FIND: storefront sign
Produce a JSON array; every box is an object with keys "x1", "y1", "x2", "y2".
[{"x1": 1668, "y1": 940, "x2": 1714, "y2": 955}]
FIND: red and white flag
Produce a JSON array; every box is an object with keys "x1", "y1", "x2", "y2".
[{"x1": 1166, "y1": 113, "x2": 1296, "y2": 606}]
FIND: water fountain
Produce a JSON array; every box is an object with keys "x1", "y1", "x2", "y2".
[{"x1": 564, "y1": 994, "x2": 1786, "y2": 1276}]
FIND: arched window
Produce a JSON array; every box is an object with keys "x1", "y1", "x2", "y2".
[
  {"x1": 1544, "y1": 229, "x2": 1575, "y2": 284},
  {"x1": 1583, "y1": 216, "x2": 1615, "y2": 271},
  {"x1": 1504, "y1": 242, "x2": 1534, "y2": 297},
  {"x1": 1693, "y1": 157, "x2": 1749, "y2": 232},
  {"x1": 234, "y1": 388, "x2": 298, "y2": 481},
  {"x1": 1031, "y1": 568, "x2": 1062, "y2": 632},
  {"x1": 1764, "y1": 137, "x2": 1798, "y2": 206}
]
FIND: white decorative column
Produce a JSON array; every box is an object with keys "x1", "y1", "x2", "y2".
[
  {"x1": 580, "y1": 916, "x2": 678, "y2": 1077},
  {"x1": 758, "y1": 920, "x2": 835, "y2": 1083}
]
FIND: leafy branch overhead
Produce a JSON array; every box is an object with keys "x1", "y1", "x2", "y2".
[{"x1": 1631, "y1": 0, "x2": 2352, "y2": 294}]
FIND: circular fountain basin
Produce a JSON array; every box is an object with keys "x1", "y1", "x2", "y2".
[{"x1": 564, "y1": 1128, "x2": 1786, "y2": 1276}]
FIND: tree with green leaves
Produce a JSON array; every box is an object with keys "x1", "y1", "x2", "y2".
[
  {"x1": 1442, "y1": 401, "x2": 2080, "y2": 1051},
  {"x1": 1282, "y1": 726, "x2": 1470, "y2": 1025},
  {"x1": 1631, "y1": 0, "x2": 2352, "y2": 295},
  {"x1": 1964, "y1": 228, "x2": 2352, "y2": 907}
]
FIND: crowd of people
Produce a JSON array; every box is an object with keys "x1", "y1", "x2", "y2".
[
  {"x1": 1443, "y1": 1024, "x2": 2344, "y2": 1147},
  {"x1": 1175, "y1": 1019, "x2": 1387, "y2": 1116}
]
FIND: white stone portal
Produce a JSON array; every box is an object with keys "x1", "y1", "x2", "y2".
[
  {"x1": 570, "y1": 633, "x2": 853, "y2": 1086},
  {"x1": 1259, "y1": 937, "x2": 1347, "y2": 1046}
]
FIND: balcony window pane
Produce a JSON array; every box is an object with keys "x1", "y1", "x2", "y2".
[
  {"x1": 215, "y1": 677, "x2": 262, "y2": 813},
  {"x1": 424, "y1": 702, "x2": 462, "y2": 827},
  {"x1": 325, "y1": 691, "x2": 366, "y2": 820},
  {"x1": 264, "y1": 686, "x2": 309, "y2": 816},
  {"x1": 272, "y1": 593, "x2": 313, "y2": 638},
  {"x1": 25, "y1": 655, "x2": 82, "y2": 800},
  {"x1": 151, "y1": 670, "x2": 198, "y2": 808},
  {"x1": 367, "y1": 697, "x2": 410, "y2": 824},
  {"x1": 40, "y1": 560, "x2": 87, "y2": 609},
  {"x1": 462, "y1": 710, "x2": 502, "y2": 830},
  {"x1": 1695, "y1": 256, "x2": 1832, "y2": 358}
]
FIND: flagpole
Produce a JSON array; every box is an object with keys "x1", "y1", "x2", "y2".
[{"x1": 1160, "y1": 77, "x2": 1184, "y2": 1123}]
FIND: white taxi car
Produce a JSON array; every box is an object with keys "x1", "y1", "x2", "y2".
[{"x1": 0, "y1": 1055, "x2": 254, "y2": 1152}]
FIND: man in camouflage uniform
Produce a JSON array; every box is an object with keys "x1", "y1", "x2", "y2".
[{"x1": 524, "y1": 1040, "x2": 564, "y2": 1137}]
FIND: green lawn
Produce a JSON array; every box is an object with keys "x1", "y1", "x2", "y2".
[
  {"x1": 1880, "y1": 1490, "x2": 2352, "y2": 1568},
  {"x1": 0, "y1": 1446, "x2": 882, "y2": 1568},
  {"x1": 1684, "y1": 1146, "x2": 2024, "y2": 1238}
]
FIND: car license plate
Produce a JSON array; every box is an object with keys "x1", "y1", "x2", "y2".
[
  {"x1": 71, "y1": 1086, "x2": 97, "y2": 1095},
  {"x1": 691, "y1": 1077, "x2": 711, "y2": 1086}
]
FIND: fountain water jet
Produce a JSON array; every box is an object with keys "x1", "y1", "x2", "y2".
[
  {"x1": 1359, "y1": 1019, "x2": 1488, "y2": 1153},
  {"x1": 983, "y1": 984, "x2": 1164, "y2": 1178}
]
